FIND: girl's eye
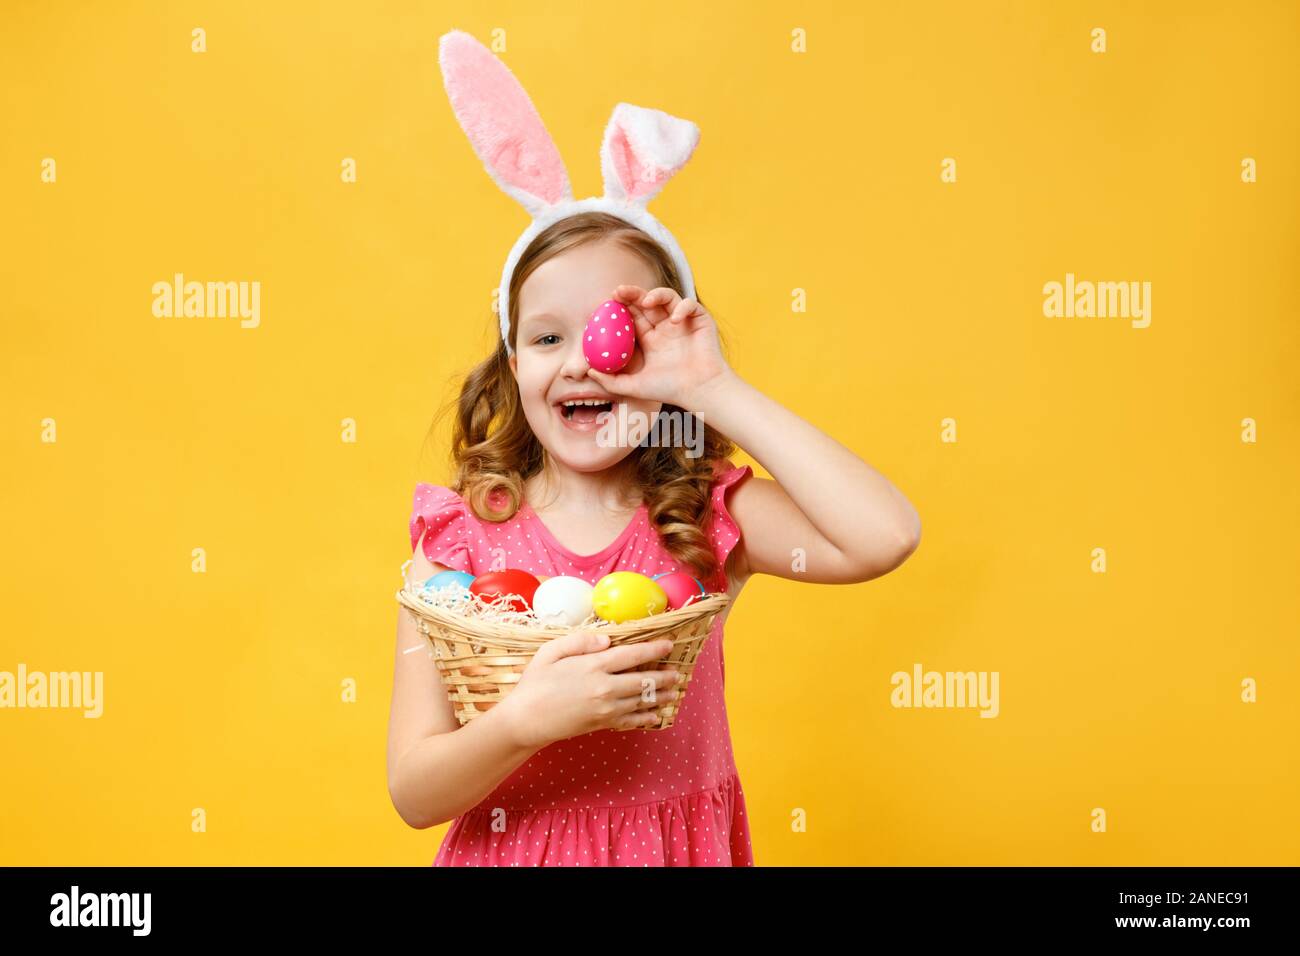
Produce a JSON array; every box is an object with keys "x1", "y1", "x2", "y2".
[{"x1": 536, "y1": 334, "x2": 561, "y2": 346}]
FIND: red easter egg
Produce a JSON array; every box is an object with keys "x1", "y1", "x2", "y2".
[
  {"x1": 583, "y1": 299, "x2": 635, "y2": 373},
  {"x1": 652, "y1": 571, "x2": 707, "y2": 610},
  {"x1": 469, "y1": 569, "x2": 541, "y2": 612}
]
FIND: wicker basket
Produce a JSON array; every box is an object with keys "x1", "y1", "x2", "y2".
[{"x1": 396, "y1": 584, "x2": 730, "y2": 731}]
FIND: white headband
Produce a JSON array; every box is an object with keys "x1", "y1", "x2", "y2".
[{"x1": 438, "y1": 30, "x2": 701, "y2": 356}]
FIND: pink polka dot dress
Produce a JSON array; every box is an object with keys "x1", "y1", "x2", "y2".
[{"x1": 407, "y1": 459, "x2": 755, "y2": 867}]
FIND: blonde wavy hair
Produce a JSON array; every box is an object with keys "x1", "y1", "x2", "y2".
[{"x1": 426, "y1": 212, "x2": 737, "y2": 584}]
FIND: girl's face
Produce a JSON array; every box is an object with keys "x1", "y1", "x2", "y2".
[{"x1": 509, "y1": 239, "x2": 663, "y2": 473}]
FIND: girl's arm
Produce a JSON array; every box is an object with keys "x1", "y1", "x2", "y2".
[
  {"x1": 590, "y1": 284, "x2": 922, "y2": 587},
  {"x1": 692, "y1": 372, "x2": 921, "y2": 585},
  {"x1": 386, "y1": 545, "x2": 541, "y2": 829}
]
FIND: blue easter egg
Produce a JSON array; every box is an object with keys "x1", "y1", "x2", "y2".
[{"x1": 423, "y1": 570, "x2": 475, "y2": 593}]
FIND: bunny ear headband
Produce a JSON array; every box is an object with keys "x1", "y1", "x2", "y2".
[{"x1": 438, "y1": 29, "x2": 701, "y2": 357}]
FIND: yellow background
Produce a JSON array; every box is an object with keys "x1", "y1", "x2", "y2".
[{"x1": 2, "y1": 0, "x2": 1296, "y2": 865}]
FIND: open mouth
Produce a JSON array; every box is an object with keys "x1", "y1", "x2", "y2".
[
  {"x1": 556, "y1": 400, "x2": 616, "y2": 429},
  {"x1": 553, "y1": 395, "x2": 618, "y2": 429}
]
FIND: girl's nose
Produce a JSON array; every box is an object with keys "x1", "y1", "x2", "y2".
[{"x1": 560, "y1": 337, "x2": 591, "y2": 377}]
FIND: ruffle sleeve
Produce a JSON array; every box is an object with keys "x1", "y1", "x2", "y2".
[
  {"x1": 705, "y1": 460, "x2": 753, "y2": 592},
  {"x1": 408, "y1": 483, "x2": 472, "y2": 574}
]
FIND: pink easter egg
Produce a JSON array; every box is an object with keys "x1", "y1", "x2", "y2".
[
  {"x1": 583, "y1": 299, "x2": 636, "y2": 373},
  {"x1": 651, "y1": 571, "x2": 707, "y2": 611}
]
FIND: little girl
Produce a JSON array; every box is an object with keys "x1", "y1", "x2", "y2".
[{"x1": 385, "y1": 31, "x2": 921, "y2": 867}]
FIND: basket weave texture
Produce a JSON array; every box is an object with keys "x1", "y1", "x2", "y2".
[{"x1": 396, "y1": 586, "x2": 731, "y2": 731}]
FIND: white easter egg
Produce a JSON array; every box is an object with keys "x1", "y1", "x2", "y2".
[{"x1": 532, "y1": 576, "x2": 596, "y2": 627}]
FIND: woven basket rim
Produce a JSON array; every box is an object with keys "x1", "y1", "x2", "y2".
[{"x1": 396, "y1": 586, "x2": 730, "y2": 645}]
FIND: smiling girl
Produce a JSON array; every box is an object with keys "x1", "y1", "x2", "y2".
[{"x1": 384, "y1": 30, "x2": 921, "y2": 867}]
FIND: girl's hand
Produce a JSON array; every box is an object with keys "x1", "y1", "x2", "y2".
[
  {"x1": 585, "y1": 285, "x2": 735, "y2": 412},
  {"x1": 496, "y1": 631, "x2": 683, "y2": 749}
]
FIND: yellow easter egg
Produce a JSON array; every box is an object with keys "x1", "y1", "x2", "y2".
[{"x1": 591, "y1": 571, "x2": 668, "y2": 623}]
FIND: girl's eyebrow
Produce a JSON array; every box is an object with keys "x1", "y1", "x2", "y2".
[{"x1": 520, "y1": 312, "x2": 570, "y2": 333}]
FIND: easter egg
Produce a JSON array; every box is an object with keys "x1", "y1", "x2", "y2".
[
  {"x1": 652, "y1": 571, "x2": 707, "y2": 610},
  {"x1": 469, "y1": 569, "x2": 541, "y2": 613},
  {"x1": 422, "y1": 570, "x2": 475, "y2": 594},
  {"x1": 592, "y1": 571, "x2": 668, "y2": 623},
  {"x1": 583, "y1": 299, "x2": 636, "y2": 373},
  {"x1": 532, "y1": 576, "x2": 596, "y2": 627}
]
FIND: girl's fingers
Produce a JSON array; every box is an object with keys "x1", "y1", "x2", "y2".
[
  {"x1": 612, "y1": 287, "x2": 657, "y2": 337},
  {"x1": 668, "y1": 297, "x2": 699, "y2": 324},
  {"x1": 585, "y1": 368, "x2": 639, "y2": 399},
  {"x1": 642, "y1": 288, "x2": 679, "y2": 310},
  {"x1": 608, "y1": 668, "x2": 680, "y2": 700},
  {"x1": 613, "y1": 710, "x2": 660, "y2": 730},
  {"x1": 639, "y1": 288, "x2": 682, "y2": 327},
  {"x1": 616, "y1": 285, "x2": 689, "y2": 337},
  {"x1": 613, "y1": 688, "x2": 679, "y2": 718},
  {"x1": 616, "y1": 286, "x2": 676, "y2": 323},
  {"x1": 625, "y1": 304, "x2": 655, "y2": 340},
  {"x1": 613, "y1": 286, "x2": 647, "y2": 314}
]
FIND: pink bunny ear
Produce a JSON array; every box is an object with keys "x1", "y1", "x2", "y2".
[
  {"x1": 438, "y1": 30, "x2": 573, "y2": 217},
  {"x1": 600, "y1": 102, "x2": 701, "y2": 205}
]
